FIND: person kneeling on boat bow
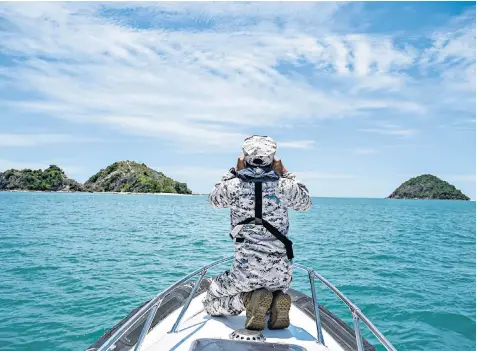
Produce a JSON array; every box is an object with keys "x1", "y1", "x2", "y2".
[{"x1": 203, "y1": 135, "x2": 312, "y2": 330}]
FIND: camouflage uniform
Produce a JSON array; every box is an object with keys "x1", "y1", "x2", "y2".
[{"x1": 203, "y1": 167, "x2": 312, "y2": 316}]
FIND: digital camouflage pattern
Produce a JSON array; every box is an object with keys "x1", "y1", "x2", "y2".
[
  {"x1": 242, "y1": 135, "x2": 277, "y2": 167},
  {"x1": 203, "y1": 170, "x2": 312, "y2": 316}
]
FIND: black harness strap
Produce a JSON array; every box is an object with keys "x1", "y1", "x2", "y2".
[
  {"x1": 233, "y1": 182, "x2": 294, "y2": 260},
  {"x1": 255, "y1": 182, "x2": 262, "y2": 224}
]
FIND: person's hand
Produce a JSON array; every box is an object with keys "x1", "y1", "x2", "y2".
[
  {"x1": 236, "y1": 156, "x2": 245, "y2": 172},
  {"x1": 272, "y1": 157, "x2": 287, "y2": 175}
]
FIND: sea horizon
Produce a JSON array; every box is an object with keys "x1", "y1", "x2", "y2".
[{"x1": 1, "y1": 190, "x2": 474, "y2": 201}]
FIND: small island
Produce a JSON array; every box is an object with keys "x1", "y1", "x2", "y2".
[
  {"x1": 0, "y1": 161, "x2": 192, "y2": 195},
  {"x1": 84, "y1": 161, "x2": 192, "y2": 194},
  {"x1": 388, "y1": 174, "x2": 470, "y2": 200},
  {"x1": 0, "y1": 165, "x2": 83, "y2": 192}
]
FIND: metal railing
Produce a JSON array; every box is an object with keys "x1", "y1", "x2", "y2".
[
  {"x1": 97, "y1": 256, "x2": 397, "y2": 351},
  {"x1": 293, "y1": 263, "x2": 397, "y2": 351}
]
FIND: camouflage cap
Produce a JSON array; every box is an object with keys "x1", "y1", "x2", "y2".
[{"x1": 242, "y1": 135, "x2": 277, "y2": 167}]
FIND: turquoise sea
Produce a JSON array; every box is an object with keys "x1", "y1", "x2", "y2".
[{"x1": 0, "y1": 193, "x2": 475, "y2": 351}]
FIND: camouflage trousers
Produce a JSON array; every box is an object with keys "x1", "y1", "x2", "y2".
[{"x1": 203, "y1": 227, "x2": 293, "y2": 316}]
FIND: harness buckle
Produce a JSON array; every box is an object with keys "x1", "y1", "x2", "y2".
[{"x1": 254, "y1": 218, "x2": 263, "y2": 225}]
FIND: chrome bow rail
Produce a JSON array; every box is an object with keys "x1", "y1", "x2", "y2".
[{"x1": 97, "y1": 256, "x2": 397, "y2": 351}]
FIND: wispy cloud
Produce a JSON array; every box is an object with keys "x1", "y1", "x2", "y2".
[
  {"x1": 279, "y1": 140, "x2": 316, "y2": 149},
  {"x1": 0, "y1": 133, "x2": 98, "y2": 147},
  {"x1": 359, "y1": 124, "x2": 418, "y2": 137},
  {"x1": 420, "y1": 9, "x2": 475, "y2": 75},
  {"x1": 383, "y1": 143, "x2": 431, "y2": 149},
  {"x1": 0, "y1": 2, "x2": 473, "y2": 152},
  {"x1": 439, "y1": 118, "x2": 476, "y2": 132},
  {"x1": 354, "y1": 147, "x2": 378, "y2": 155},
  {"x1": 359, "y1": 128, "x2": 417, "y2": 136},
  {"x1": 294, "y1": 171, "x2": 355, "y2": 180}
]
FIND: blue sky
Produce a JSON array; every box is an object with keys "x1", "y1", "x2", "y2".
[{"x1": 0, "y1": 2, "x2": 475, "y2": 198}]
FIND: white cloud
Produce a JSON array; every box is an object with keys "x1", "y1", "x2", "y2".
[
  {"x1": 279, "y1": 140, "x2": 316, "y2": 149},
  {"x1": 0, "y1": 2, "x2": 474, "y2": 153},
  {"x1": 420, "y1": 9, "x2": 476, "y2": 72},
  {"x1": 359, "y1": 128, "x2": 417, "y2": 136},
  {"x1": 359, "y1": 124, "x2": 418, "y2": 137},
  {"x1": 439, "y1": 118, "x2": 476, "y2": 132},
  {"x1": 354, "y1": 147, "x2": 378, "y2": 155},
  {"x1": 0, "y1": 133, "x2": 98, "y2": 147},
  {"x1": 294, "y1": 171, "x2": 355, "y2": 180}
]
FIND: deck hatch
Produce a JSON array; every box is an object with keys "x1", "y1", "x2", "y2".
[{"x1": 189, "y1": 338, "x2": 307, "y2": 351}]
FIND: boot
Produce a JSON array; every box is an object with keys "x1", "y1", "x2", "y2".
[
  {"x1": 268, "y1": 290, "x2": 291, "y2": 329},
  {"x1": 242, "y1": 289, "x2": 273, "y2": 330}
]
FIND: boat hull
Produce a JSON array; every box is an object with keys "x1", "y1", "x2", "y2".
[{"x1": 86, "y1": 279, "x2": 376, "y2": 351}]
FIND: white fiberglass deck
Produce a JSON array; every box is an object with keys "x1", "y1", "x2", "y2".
[
  {"x1": 135, "y1": 291, "x2": 344, "y2": 351},
  {"x1": 92, "y1": 257, "x2": 397, "y2": 351}
]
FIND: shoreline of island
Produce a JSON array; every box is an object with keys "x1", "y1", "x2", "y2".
[
  {"x1": 0, "y1": 189, "x2": 208, "y2": 196},
  {"x1": 0, "y1": 161, "x2": 195, "y2": 195},
  {"x1": 1, "y1": 163, "x2": 472, "y2": 201},
  {"x1": 1, "y1": 190, "x2": 474, "y2": 201}
]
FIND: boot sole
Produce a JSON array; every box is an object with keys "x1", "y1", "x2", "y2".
[
  {"x1": 245, "y1": 289, "x2": 273, "y2": 331},
  {"x1": 269, "y1": 292, "x2": 292, "y2": 329}
]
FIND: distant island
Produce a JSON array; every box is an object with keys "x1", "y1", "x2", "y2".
[
  {"x1": 388, "y1": 174, "x2": 470, "y2": 200},
  {"x1": 0, "y1": 161, "x2": 192, "y2": 195},
  {"x1": 0, "y1": 165, "x2": 83, "y2": 192},
  {"x1": 84, "y1": 161, "x2": 191, "y2": 194}
]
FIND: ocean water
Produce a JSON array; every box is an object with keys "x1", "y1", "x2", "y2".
[{"x1": 0, "y1": 192, "x2": 475, "y2": 351}]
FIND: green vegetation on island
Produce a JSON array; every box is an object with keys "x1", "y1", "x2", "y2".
[
  {"x1": 84, "y1": 161, "x2": 192, "y2": 194},
  {"x1": 388, "y1": 174, "x2": 470, "y2": 200},
  {"x1": 0, "y1": 165, "x2": 83, "y2": 192},
  {"x1": 0, "y1": 161, "x2": 192, "y2": 194}
]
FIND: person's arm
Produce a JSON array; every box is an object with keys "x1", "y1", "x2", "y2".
[
  {"x1": 208, "y1": 169, "x2": 235, "y2": 208},
  {"x1": 208, "y1": 156, "x2": 244, "y2": 208},
  {"x1": 281, "y1": 172, "x2": 312, "y2": 211},
  {"x1": 274, "y1": 158, "x2": 312, "y2": 211}
]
